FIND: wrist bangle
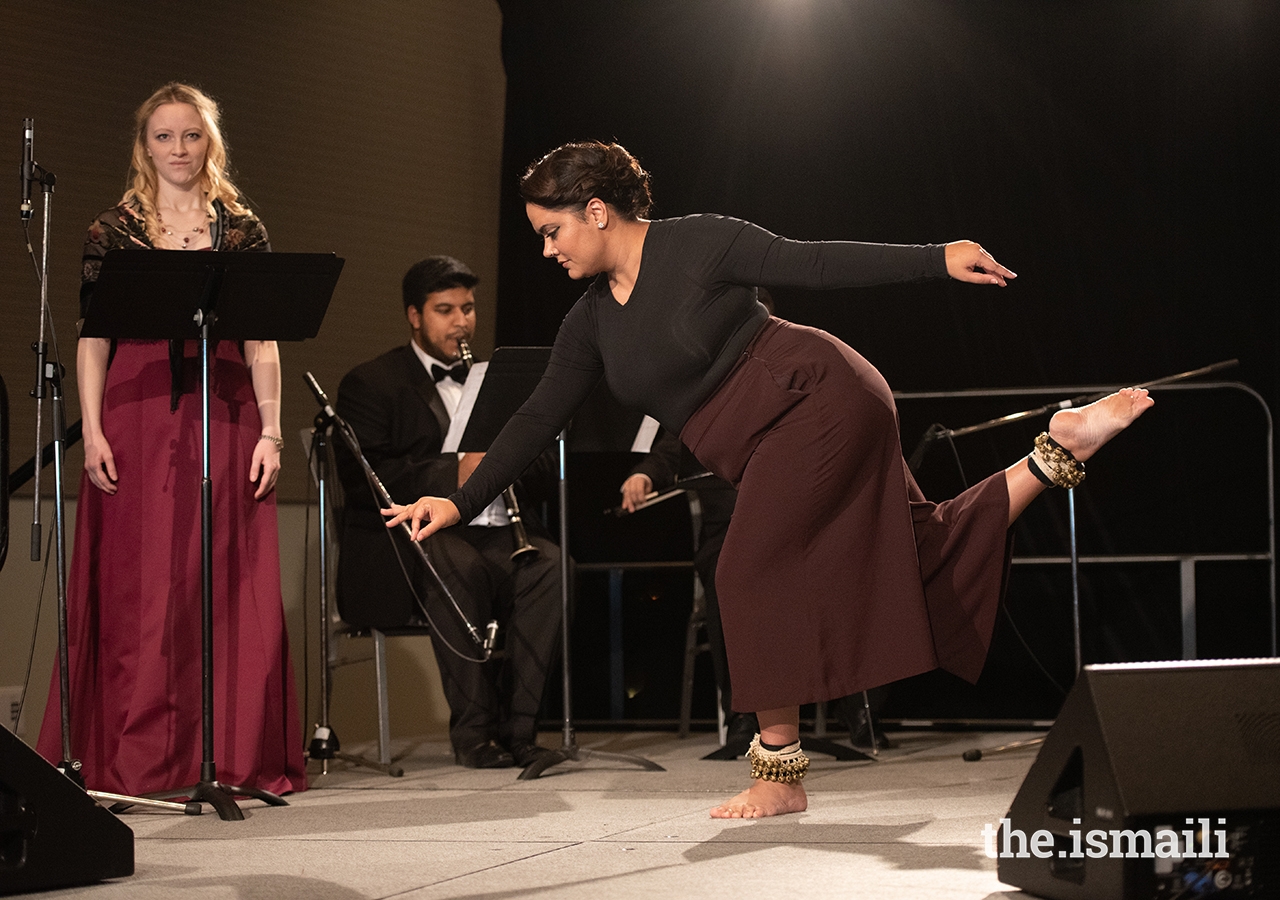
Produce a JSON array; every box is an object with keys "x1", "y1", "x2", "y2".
[{"x1": 259, "y1": 433, "x2": 284, "y2": 450}]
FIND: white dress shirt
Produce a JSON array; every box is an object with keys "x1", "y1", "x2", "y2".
[{"x1": 409, "y1": 341, "x2": 509, "y2": 528}]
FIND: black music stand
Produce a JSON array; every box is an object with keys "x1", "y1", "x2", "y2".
[
  {"x1": 82, "y1": 249, "x2": 343, "y2": 819},
  {"x1": 449, "y1": 348, "x2": 556, "y2": 456},
  {"x1": 447, "y1": 348, "x2": 663, "y2": 779}
]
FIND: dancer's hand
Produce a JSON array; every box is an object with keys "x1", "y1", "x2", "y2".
[
  {"x1": 84, "y1": 433, "x2": 119, "y2": 494},
  {"x1": 945, "y1": 241, "x2": 1017, "y2": 287},
  {"x1": 383, "y1": 497, "x2": 460, "y2": 541}
]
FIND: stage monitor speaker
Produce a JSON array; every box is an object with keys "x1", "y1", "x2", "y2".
[
  {"x1": 0, "y1": 726, "x2": 134, "y2": 895},
  {"x1": 996, "y1": 659, "x2": 1279, "y2": 899}
]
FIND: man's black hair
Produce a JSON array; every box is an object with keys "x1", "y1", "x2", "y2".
[{"x1": 402, "y1": 256, "x2": 479, "y2": 311}]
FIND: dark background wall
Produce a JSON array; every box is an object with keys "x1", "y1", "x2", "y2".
[{"x1": 495, "y1": 0, "x2": 1279, "y2": 718}]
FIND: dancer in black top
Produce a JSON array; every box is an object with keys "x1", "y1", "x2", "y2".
[{"x1": 388, "y1": 141, "x2": 1153, "y2": 817}]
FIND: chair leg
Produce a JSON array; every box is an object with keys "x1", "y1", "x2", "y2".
[
  {"x1": 373, "y1": 628, "x2": 391, "y2": 767},
  {"x1": 715, "y1": 687, "x2": 726, "y2": 746},
  {"x1": 678, "y1": 574, "x2": 707, "y2": 739},
  {"x1": 678, "y1": 624, "x2": 697, "y2": 739},
  {"x1": 861, "y1": 689, "x2": 879, "y2": 756},
  {"x1": 813, "y1": 699, "x2": 829, "y2": 738}
]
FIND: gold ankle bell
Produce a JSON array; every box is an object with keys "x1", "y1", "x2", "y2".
[
  {"x1": 748, "y1": 735, "x2": 810, "y2": 783},
  {"x1": 1028, "y1": 432, "x2": 1086, "y2": 489}
]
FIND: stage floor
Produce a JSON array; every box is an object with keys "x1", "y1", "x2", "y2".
[{"x1": 59, "y1": 729, "x2": 1045, "y2": 899}]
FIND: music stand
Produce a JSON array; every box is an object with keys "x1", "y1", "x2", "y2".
[
  {"x1": 447, "y1": 348, "x2": 663, "y2": 779},
  {"x1": 83, "y1": 249, "x2": 343, "y2": 819}
]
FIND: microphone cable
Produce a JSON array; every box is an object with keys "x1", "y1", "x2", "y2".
[{"x1": 333, "y1": 414, "x2": 490, "y2": 664}]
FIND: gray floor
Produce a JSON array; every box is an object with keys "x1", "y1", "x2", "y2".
[{"x1": 45, "y1": 730, "x2": 1045, "y2": 899}]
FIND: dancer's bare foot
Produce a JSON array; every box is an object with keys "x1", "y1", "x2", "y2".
[
  {"x1": 710, "y1": 779, "x2": 808, "y2": 818},
  {"x1": 1049, "y1": 388, "x2": 1154, "y2": 463}
]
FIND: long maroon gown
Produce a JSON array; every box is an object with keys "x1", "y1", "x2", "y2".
[{"x1": 37, "y1": 336, "x2": 307, "y2": 797}]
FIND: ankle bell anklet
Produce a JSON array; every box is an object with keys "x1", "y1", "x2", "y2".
[
  {"x1": 1027, "y1": 432, "x2": 1086, "y2": 489},
  {"x1": 748, "y1": 734, "x2": 810, "y2": 784}
]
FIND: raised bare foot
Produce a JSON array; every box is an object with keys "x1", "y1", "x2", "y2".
[
  {"x1": 1049, "y1": 388, "x2": 1154, "y2": 462},
  {"x1": 710, "y1": 779, "x2": 807, "y2": 819}
]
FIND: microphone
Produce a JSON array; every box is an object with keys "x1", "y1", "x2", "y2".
[
  {"x1": 303, "y1": 371, "x2": 337, "y2": 419},
  {"x1": 20, "y1": 118, "x2": 34, "y2": 220}
]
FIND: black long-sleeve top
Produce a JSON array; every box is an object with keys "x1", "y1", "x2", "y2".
[{"x1": 448, "y1": 214, "x2": 948, "y2": 522}]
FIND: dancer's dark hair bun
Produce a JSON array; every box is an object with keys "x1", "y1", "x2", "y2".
[{"x1": 520, "y1": 141, "x2": 652, "y2": 219}]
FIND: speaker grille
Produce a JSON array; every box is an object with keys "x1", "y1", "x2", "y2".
[{"x1": 1235, "y1": 711, "x2": 1280, "y2": 764}]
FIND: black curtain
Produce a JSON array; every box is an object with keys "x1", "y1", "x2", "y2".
[{"x1": 496, "y1": 0, "x2": 1279, "y2": 718}]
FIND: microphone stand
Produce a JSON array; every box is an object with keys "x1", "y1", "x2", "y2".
[
  {"x1": 303, "y1": 412, "x2": 404, "y2": 777},
  {"x1": 915, "y1": 361, "x2": 1240, "y2": 762},
  {"x1": 517, "y1": 428, "x2": 666, "y2": 779},
  {"x1": 906, "y1": 360, "x2": 1238, "y2": 467},
  {"x1": 25, "y1": 131, "x2": 56, "y2": 569},
  {"x1": 19, "y1": 129, "x2": 195, "y2": 814},
  {"x1": 303, "y1": 373, "x2": 496, "y2": 662}
]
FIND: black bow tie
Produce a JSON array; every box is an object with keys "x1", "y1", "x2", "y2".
[{"x1": 431, "y1": 363, "x2": 467, "y2": 384}]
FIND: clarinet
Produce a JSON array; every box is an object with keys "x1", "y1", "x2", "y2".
[{"x1": 456, "y1": 340, "x2": 539, "y2": 562}]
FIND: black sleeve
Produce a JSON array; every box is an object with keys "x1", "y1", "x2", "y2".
[
  {"x1": 335, "y1": 364, "x2": 459, "y2": 514},
  {"x1": 448, "y1": 299, "x2": 604, "y2": 523},
  {"x1": 697, "y1": 215, "x2": 948, "y2": 290},
  {"x1": 512, "y1": 446, "x2": 558, "y2": 509},
  {"x1": 79, "y1": 207, "x2": 134, "y2": 320}
]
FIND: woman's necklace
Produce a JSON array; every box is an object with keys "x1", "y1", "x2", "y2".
[{"x1": 157, "y1": 211, "x2": 207, "y2": 249}]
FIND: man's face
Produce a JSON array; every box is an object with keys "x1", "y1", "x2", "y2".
[{"x1": 407, "y1": 286, "x2": 476, "y2": 362}]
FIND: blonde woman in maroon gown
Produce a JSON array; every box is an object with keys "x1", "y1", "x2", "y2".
[{"x1": 37, "y1": 83, "x2": 306, "y2": 797}]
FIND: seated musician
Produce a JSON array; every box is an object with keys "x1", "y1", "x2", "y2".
[{"x1": 334, "y1": 256, "x2": 561, "y2": 769}]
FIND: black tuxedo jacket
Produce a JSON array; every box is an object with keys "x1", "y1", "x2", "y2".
[{"x1": 333, "y1": 343, "x2": 553, "y2": 627}]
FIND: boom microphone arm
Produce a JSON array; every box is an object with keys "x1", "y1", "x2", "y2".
[{"x1": 304, "y1": 371, "x2": 496, "y2": 660}]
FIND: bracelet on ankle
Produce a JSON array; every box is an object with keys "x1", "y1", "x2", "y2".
[
  {"x1": 748, "y1": 734, "x2": 810, "y2": 783},
  {"x1": 1028, "y1": 432, "x2": 1085, "y2": 489},
  {"x1": 1026, "y1": 454, "x2": 1055, "y2": 487}
]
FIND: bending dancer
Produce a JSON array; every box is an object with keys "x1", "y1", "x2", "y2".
[
  {"x1": 386, "y1": 141, "x2": 1152, "y2": 818},
  {"x1": 37, "y1": 83, "x2": 306, "y2": 797}
]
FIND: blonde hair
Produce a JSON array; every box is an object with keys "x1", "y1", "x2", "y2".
[{"x1": 122, "y1": 82, "x2": 247, "y2": 241}]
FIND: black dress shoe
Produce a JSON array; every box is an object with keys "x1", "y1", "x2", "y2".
[
  {"x1": 833, "y1": 696, "x2": 896, "y2": 750},
  {"x1": 508, "y1": 741, "x2": 552, "y2": 768},
  {"x1": 702, "y1": 712, "x2": 759, "y2": 760},
  {"x1": 455, "y1": 739, "x2": 515, "y2": 769}
]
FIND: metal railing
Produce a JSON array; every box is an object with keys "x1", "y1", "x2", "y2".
[{"x1": 893, "y1": 381, "x2": 1276, "y2": 659}]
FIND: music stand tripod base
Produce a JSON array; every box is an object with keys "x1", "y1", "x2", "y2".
[
  {"x1": 518, "y1": 744, "x2": 667, "y2": 781},
  {"x1": 143, "y1": 779, "x2": 289, "y2": 822},
  {"x1": 94, "y1": 790, "x2": 202, "y2": 816},
  {"x1": 334, "y1": 752, "x2": 404, "y2": 778}
]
